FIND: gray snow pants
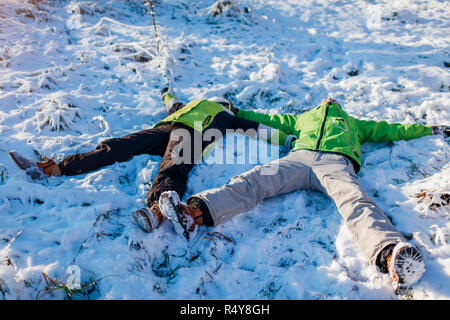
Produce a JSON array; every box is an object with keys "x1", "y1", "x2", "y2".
[{"x1": 189, "y1": 149, "x2": 405, "y2": 267}]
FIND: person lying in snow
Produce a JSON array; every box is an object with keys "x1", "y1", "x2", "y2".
[
  {"x1": 155, "y1": 97, "x2": 449, "y2": 293},
  {"x1": 9, "y1": 88, "x2": 294, "y2": 233}
]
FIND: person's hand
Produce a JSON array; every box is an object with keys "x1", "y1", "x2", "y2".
[
  {"x1": 160, "y1": 87, "x2": 170, "y2": 98},
  {"x1": 431, "y1": 125, "x2": 450, "y2": 138},
  {"x1": 228, "y1": 100, "x2": 240, "y2": 115},
  {"x1": 284, "y1": 134, "x2": 297, "y2": 150}
]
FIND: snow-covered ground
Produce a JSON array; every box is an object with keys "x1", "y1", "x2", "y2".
[{"x1": 0, "y1": 0, "x2": 449, "y2": 300}]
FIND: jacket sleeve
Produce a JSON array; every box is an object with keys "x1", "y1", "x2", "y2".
[
  {"x1": 236, "y1": 109, "x2": 296, "y2": 135},
  {"x1": 355, "y1": 117, "x2": 433, "y2": 142},
  {"x1": 163, "y1": 92, "x2": 185, "y2": 114},
  {"x1": 230, "y1": 111, "x2": 295, "y2": 148}
]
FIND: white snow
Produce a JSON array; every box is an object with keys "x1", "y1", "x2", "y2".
[{"x1": 0, "y1": 0, "x2": 449, "y2": 300}]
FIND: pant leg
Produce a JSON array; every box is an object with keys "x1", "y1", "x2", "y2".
[
  {"x1": 311, "y1": 152, "x2": 405, "y2": 267},
  {"x1": 146, "y1": 124, "x2": 204, "y2": 205},
  {"x1": 189, "y1": 150, "x2": 317, "y2": 226},
  {"x1": 59, "y1": 123, "x2": 172, "y2": 176}
]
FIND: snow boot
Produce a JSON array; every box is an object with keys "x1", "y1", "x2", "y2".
[
  {"x1": 9, "y1": 150, "x2": 60, "y2": 179},
  {"x1": 133, "y1": 202, "x2": 164, "y2": 233},
  {"x1": 387, "y1": 242, "x2": 426, "y2": 293},
  {"x1": 158, "y1": 191, "x2": 204, "y2": 240}
]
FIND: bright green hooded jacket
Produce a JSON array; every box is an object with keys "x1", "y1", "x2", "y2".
[
  {"x1": 237, "y1": 101, "x2": 433, "y2": 171},
  {"x1": 155, "y1": 92, "x2": 290, "y2": 145},
  {"x1": 155, "y1": 97, "x2": 226, "y2": 132}
]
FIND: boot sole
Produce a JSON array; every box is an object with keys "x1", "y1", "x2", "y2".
[
  {"x1": 159, "y1": 191, "x2": 192, "y2": 240},
  {"x1": 133, "y1": 210, "x2": 152, "y2": 233},
  {"x1": 389, "y1": 242, "x2": 426, "y2": 293},
  {"x1": 9, "y1": 151, "x2": 28, "y2": 170}
]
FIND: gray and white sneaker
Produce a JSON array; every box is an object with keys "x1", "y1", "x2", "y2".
[
  {"x1": 159, "y1": 191, "x2": 199, "y2": 240},
  {"x1": 387, "y1": 242, "x2": 426, "y2": 293}
]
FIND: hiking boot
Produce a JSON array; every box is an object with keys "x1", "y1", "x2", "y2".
[
  {"x1": 9, "y1": 150, "x2": 60, "y2": 179},
  {"x1": 37, "y1": 157, "x2": 60, "y2": 176},
  {"x1": 387, "y1": 242, "x2": 426, "y2": 293},
  {"x1": 133, "y1": 202, "x2": 164, "y2": 233},
  {"x1": 158, "y1": 191, "x2": 204, "y2": 240}
]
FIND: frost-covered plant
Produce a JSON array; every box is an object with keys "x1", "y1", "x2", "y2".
[
  {"x1": 36, "y1": 271, "x2": 101, "y2": 300},
  {"x1": 35, "y1": 92, "x2": 83, "y2": 132},
  {"x1": 415, "y1": 191, "x2": 450, "y2": 218},
  {"x1": 0, "y1": 0, "x2": 51, "y2": 24},
  {"x1": 209, "y1": 0, "x2": 248, "y2": 18}
]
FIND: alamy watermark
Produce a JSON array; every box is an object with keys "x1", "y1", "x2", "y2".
[{"x1": 169, "y1": 123, "x2": 282, "y2": 175}]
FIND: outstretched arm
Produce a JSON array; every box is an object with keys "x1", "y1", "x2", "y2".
[
  {"x1": 327, "y1": 97, "x2": 447, "y2": 141},
  {"x1": 354, "y1": 117, "x2": 433, "y2": 143},
  {"x1": 234, "y1": 108, "x2": 297, "y2": 136},
  {"x1": 233, "y1": 108, "x2": 297, "y2": 149},
  {"x1": 161, "y1": 87, "x2": 185, "y2": 114},
  {"x1": 219, "y1": 111, "x2": 296, "y2": 149}
]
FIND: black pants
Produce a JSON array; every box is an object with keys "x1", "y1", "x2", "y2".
[
  {"x1": 58, "y1": 111, "x2": 259, "y2": 207},
  {"x1": 58, "y1": 122, "x2": 208, "y2": 205}
]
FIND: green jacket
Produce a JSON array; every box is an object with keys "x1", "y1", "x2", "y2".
[
  {"x1": 156, "y1": 93, "x2": 291, "y2": 146},
  {"x1": 237, "y1": 101, "x2": 433, "y2": 171},
  {"x1": 156, "y1": 98, "x2": 226, "y2": 132}
]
